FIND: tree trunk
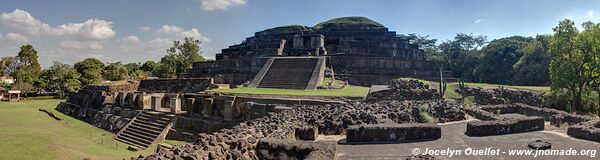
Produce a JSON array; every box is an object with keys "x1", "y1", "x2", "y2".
[{"x1": 573, "y1": 91, "x2": 582, "y2": 113}]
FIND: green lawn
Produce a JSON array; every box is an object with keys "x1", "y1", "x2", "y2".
[
  {"x1": 212, "y1": 86, "x2": 369, "y2": 97},
  {"x1": 0, "y1": 99, "x2": 184, "y2": 160}
]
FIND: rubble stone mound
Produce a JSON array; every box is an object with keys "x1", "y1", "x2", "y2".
[
  {"x1": 367, "y1": 79, "x2": 441, "y2": 101},
  {"x1": 458, "y1": 86, "x2": 543, "y2": 106}
]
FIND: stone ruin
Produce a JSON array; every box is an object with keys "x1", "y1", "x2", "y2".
[
  {"x1": 366, "y1": 79, "x2": 441, "y2": 101},
  {"x1": 184, "y1": 17, "x2": 455, "y2": 87},
  {"x1": 458, "y1": 86, "x2": 544, "y2": 106}
]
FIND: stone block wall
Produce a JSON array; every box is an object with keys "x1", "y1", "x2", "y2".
[
  {"x1": 567, "y1": 120, "x2": 600, "y2": 143},
  {"x1": 138, "y1": 78, "x2": 215, "y2": 93},
  {"x1": 56, "y1": 102, "x2": 139, "y2": 133},
  {"x1": 466, "y1": 117, "x2": 545, "y2": 136},
  {"x1": 346, "y1": 123, "x2": 441, "y2": 143},
  {"x1": 81, "y1": 81, "x2": 139, "y2": 93}
]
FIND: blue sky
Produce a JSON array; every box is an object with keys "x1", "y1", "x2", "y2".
[{"x1": 1, "y1": 0, "x2": 599, "y2": 67}]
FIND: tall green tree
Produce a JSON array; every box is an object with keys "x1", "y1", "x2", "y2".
[
  {"x1": 15, "y1": 45, "x2": 41, "y2": 85},
  {"x1": 474, "y1": 36, "x2": 531, "y2": 84},
  {"x1": 548, "y1": 19, "x2": 600, "y2": 112},
  {"x1": 513, "y1": 35, "x2": 551, "y2": 86},
  {"x1": 439, "y1": 33, "x2": 487, "y2": 82},
  {"x1": 74, "y1": 58, "x2": 105, "y2": 85},
  {"x1": 103, "y1": 62, "x2": 129, "y2": 81},
  {"x1": 156, "y1": 37, "x2": 206, "y2": 78},
  {"x1": 40, "y1": 61, "x2": 82, "y2": 95}
]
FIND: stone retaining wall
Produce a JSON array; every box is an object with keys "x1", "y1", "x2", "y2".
[
  {"x1": 466, "y1": 117, "x2": 545, "y2": 136},
  {"x1": 346, "y1": 123, "x2": 441, "y2": 143},
  {"x1": 56, "y1": 102, "x2": 138, "y2": 132},
  {"x1": 81, "y1": 81, "x2": 139, "y2": 93},
  {"x1": 138, "y1": 78, "x2": 215, "y2": 93},
  {"x1": 567, "y1": 120, "x2": 600, "y2": 143},
  {"x1": 256, "y1": 138, "x2": 337, "y2": 160}
]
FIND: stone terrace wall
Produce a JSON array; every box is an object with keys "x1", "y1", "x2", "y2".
[
  {"x1": 185, "y1": 58, "x2": 268, "y2": 85},
  {"x1": 81, "y1": 81, "x2": 139, "y2": 93},
  {"x1": 479, "y1": 104, "x2": 594, "y2": 125},
  {"x1": 346, "y1": 123, "x2": 441, "y2": 143},
  {"x1": 330, "y1": 56, "x2": 450, "y2": 86},
  {"x1": 56, "y1": 102, "x2": 138, "y2": 132},
  {"x1": 138, "y1": 78, "x2": 215, "y2": 93},
  {"x1": 366, "y1": 79, "x2": 441, "y2": 101}
]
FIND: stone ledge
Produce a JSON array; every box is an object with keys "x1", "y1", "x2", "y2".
[
  {"x1": 466, "y1": 117, "x2": 544, "y2": 136},
  {"x1": 346, "y1": 123, "x2": 441, "y2": 143},
  {"x1": 256, "y1": 138, "x2": 337, "y2": 160},
  {"x1": 567, "y1": 120, "x2": 600, "y2": 143}
]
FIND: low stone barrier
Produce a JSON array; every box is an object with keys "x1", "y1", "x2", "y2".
[
  {"x1": 567, "y1": 120, "x2": 600, "y2": 143},
  {"x1": 256, "y1": 138, "x2": 337, "y2": 160},
  {"x1": 466, "y1": 117, "x2": 544, "y2": 136},
  {"x1": 346, "y1": 123, "x2": 441, "y2": 143},
  {"x1": 138, "y1": 78, "x2": 215, "y2": 93},
  {"x1": 82, "y1": 81, "x2": 139, "y2": 93}
]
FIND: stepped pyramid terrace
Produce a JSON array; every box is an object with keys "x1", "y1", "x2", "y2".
[{"x1": 184, "y1": 17, "x2": 455, "y2": 88}]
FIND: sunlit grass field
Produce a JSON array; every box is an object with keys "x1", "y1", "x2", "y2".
[{"x1": 0, "y1": 99, "x2": 184, "y2": 160}]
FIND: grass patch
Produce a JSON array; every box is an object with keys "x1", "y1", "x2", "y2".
[
  {"x1": 0, "y1": 99, "x2": 171, "y2": 160},
  {"x1": 211, "y1": 86, "x2": 369, "y2": 97}
]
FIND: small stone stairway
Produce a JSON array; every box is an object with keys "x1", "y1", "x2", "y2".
[{"x1": 115, "y1": 111, "x2": 175, "y2": 150}]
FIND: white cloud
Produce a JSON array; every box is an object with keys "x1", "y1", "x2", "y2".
[
  {"x1": 474, "y1": 19, "x2": 483, "y2": 24},
  {"x1": 59, "y1": 41, "x2": 103, "y2": 50},
  {"x1": 177, "y1": 28, "x2": 211, "y2": 42},
  {"x1": 3, "y1": 33, "x2": 29, "y2": 44},
  {"x1": 588, "y1": 10, "x2": 595, "y2": 17},
  {"x1": 120, "y1": 36, "x2": 140, "y2": 44},
  {"x1": 199, "y1": 0, "x2": 247, "y2": 11},
  {"x1": 158, "y1": 25, "x2": 183, "y2": 34},
  {"x1": 0, "y1": 9, "x2": 115, "y2": 40},
  {"x1": 140, "y1": 26, "x2": 151, "y2": 32}
]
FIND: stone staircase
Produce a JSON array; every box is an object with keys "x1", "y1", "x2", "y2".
[
  {"x1": 256, "y1": 57, "x2": 324, "y2": 90},
  {"x1": 115, "y1": 111, "x2": 175, "y2": 150}
]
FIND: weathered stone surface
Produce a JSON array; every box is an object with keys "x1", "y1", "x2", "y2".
[
  {"x1": 346, "y1": 123, "x2": 441, "y2": 143},
  {"x1": 466, "y1": 117, "x2": 544, "y2": 136},
  {"x1": 295, "y1": 127, "x2": 318, "y2": 141},
  {"x1": 82, "y1": 81, "x2": 139, "y2": 92},
  {"x1": 137, "y1": 100, "x2": 465, "y2": 160},
  {"x1": 528, "y1": 140, "x2": 552, "y2": 150},
  {"x1": 406, "y1": 154, "x2": 435, "y2": 160},
  {"x1": 567, "y1": 120, "x2": 600, "y2": 143},
  {"x1": 256, "y1": 138, "x2": 337, "y2": 160},
  {"x1": 138, "y1": 78, "x2": 215, "y2": 93},
  {"x1": 458, "y1": 87, "x2": 543, "y2": 106}
]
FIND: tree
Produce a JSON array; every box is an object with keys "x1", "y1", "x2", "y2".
[
  {"x1": 0, "y1": 56, "x2": 15, "y2": 76},
  {"x1": 74, "y1": 58, "x2": 105, "y2": 85},
  {"x1": 474, "y1": 36, "x2": 531, "y2": 84},
  {"x1": 15, "y1": 45, "x2": 41, "y2": 85},
  {"x1": 158, "y1": 37, "x2": 206, "y2": 78},
  {"x1": 103, "y1": 62, "x2": 129, "y2": 81},
  {"x1": 40, "y1": 61, "x2": 82, "y2": 96},
  {"x1": 398, "y1": 33, "x2": 439, "y2": 60},
  {"x1": 513, "y1": 35, "x2": 551, "y2": 85},
  {"x1": 548, "y1": 19, "x2": 600, "y2": 112},
  {"x1": 439, "y1": 33, "x2": 487, "y2": 82}
]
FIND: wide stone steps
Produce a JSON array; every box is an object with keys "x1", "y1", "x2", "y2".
[
  {"x1": 115, "y1": 111, "x2": 175, "y2": 150},
  {"x1": 257, "y1": 58, "x2": 319, "y2": 89}
]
